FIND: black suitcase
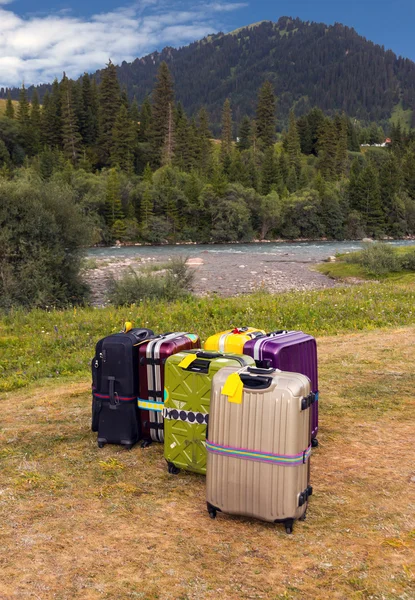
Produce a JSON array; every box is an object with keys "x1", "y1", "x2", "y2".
[{"x1": 91, "y1": 327, "x2": 154, "y2": 448}]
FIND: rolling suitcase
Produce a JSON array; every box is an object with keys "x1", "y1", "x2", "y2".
[
  {"x1": 206, "y1": 365, "x2": 314, "y2": 533},
  {"x1": 91, "y1": 327, "x2": 154, "y2": 449},
  {"x1": 243, "y1": 330, "x2": 319, "y2": 445},
  {"x1": 204, "y1": 327, "x2": 265, "y2": 354},
  {"x1": 138, "y1": 332, "x2": 201, "y2": 444},
  {"x1": 163, "y1": 350, "x2": 256, "y2": 475}
]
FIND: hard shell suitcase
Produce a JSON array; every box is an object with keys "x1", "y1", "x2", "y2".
[
  {"x1": 91, "y1": 327, "x2": 154, "y2": 448},
  {"x1": 206, "y1": 365, "x2": 314, "y2": 533},
  {"x1": 138, "y1": 332, "x2": 201, "y2": 444},
  {"x1": 243, "y1": 330, "x2": 319, "y2": 445},
  {"x1": 204, "y1": 327, "x2": 265, "y2": 354},
  {"x1": 163, "y1": 350, "x2": 256, "y2": 475}
]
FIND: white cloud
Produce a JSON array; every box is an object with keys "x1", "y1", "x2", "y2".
[{"x1": 0, "y1": 1, "x2": 247, "y2": 88}]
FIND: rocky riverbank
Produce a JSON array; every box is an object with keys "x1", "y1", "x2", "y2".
[{"x1": 83, "y1": 252, "x2": 338, "y2": 306}]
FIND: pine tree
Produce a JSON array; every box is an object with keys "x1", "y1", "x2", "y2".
[
  {"x1": 220, "y1": 98, "x2": 233, "y2": 169},
  {"x1": 350, "y1": 162, "x2": 384, "y2": 236},
  {"x1": 80, "y1": 73, "x2": 99, "y2": 146},
  {"x1": 129, "y1": 98, "x2": 140, "y2": 123},
  {"x1": 17, "y1": 84, "x2": 35, "y2": 155},
  {"x1": 307, "y1": 107, "x2": 325, "y2": 155},
  {"x1": 335, "y1": 114, "x2": 349, "y2": 178},
  {"x1": 173, "y1": 105, "x2": 189, "y2": 170},
  {"x1": 138, "y1": 96, "x2": 152, "y2": 142},
  {"x1": 229, "y1": 149, "x2": 245, "y2": 183},
  {"x1": 5, "y1": 92, "x2": 14, "y2": 119},
  {"x1": 98, "y1": 60, "x2": 121, "y2": 166},
  {"x1": 161, "y1": 102, "x2": 175, "y2": 167},
  {"x1": 379, "y1": 153, "x2": 403, "y2": 233},
  {"x1": 111, "y1": 104, "x2": 136, "y2": 172},
  {"x1": 105, "y1": 168, "x2": 124, "y2": 227},
  {"x1": 256, "y1": 81, "x2": 276, "y2": 148},
  {"x1": 197, "y1": 106, "x2": 213, "y2": 175},
  {"x1": 149, "y1": 62, "x2": 174, "y2": 167},
  {"x1": 140, "y1": 164, "x2": 154, "y2": 234},
  {"x1": 297, "y1": 115, "x2": 312, "y2": 154},
  {"x1": 317, "y1": 119, "x2": 337, "y2": 180},
  {"x1": 30, "y1": 89, "x2": 42, "y2": 155},
  {"x1": 42, "y1": 79, "x2": 62, "y2": 148},
  {"x1": 60, "y1": 74, "x2": 83, "y2": 164},
  {"x1": 238, "y1": 116, "x2": 251, "y2": 150},
  {"x1": 286, "y1": 109, "x2": 301, "y2": 175},
  {"x1": 261, "y1": 146, "x2": 278, "y2": 195}
]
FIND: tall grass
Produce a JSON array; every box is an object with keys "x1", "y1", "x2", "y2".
[{"x1": 1, "y1": 282, "x2": 414, "y2": 392}]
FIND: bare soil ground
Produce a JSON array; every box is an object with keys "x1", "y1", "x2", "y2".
[
  {"x1": 85, "y1": 253, "x2": 337, "y2": 306},
  {"x1": 0, "y1": 328, "x2": 414, "y2": 599}
]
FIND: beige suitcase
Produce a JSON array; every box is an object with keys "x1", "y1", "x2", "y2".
[{"x1": 206, "y1": 365, "x2": 314, "y2": 533}]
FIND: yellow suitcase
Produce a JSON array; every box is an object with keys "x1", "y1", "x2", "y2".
[{"x1": 204, "y1": 327, "x2": 265, "y2": 354}]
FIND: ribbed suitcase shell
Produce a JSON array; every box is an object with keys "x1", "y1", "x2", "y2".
[
  {"x1": 204, "y1": 327, "x2": 265, "y2": 354},
  {"x1": 206, "y1": 366, "x2": 312, "y2": 530},
  {"x1": 138, "y1": 333, "x2": 201, "y2": 443},
  {"x1": 243, "y1": 331, "x2": 319, "y2": 441},
  {"x1": 163, "y1": 350, "x2": 255, "y2": 475}
]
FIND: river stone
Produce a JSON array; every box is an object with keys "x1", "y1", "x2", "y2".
[{"x1": 186, "y1": 258, "x2": 204, "y2": 266}]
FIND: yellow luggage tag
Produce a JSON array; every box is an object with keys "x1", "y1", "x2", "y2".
[
  {"x1": 178, "y1": 354, "x2": 197, "y2": 369},
  {"x1": 124, "y1": 321, "x2": 133, "y2": 333},
  {"x1": 221, "y1": 372, "x2": 243, "y2": 404}
]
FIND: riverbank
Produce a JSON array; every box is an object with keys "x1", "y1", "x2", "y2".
[{"x1": 83, "y1": 252, "x2": 338, "y2": 306}]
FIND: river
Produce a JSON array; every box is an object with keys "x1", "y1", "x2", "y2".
[{"x1": 86, "y1": 239, "x2": 415, "y2": 263}]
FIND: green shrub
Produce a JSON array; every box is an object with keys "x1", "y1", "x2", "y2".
[
  {"x1": 401, "y1": 249, "x2": 415, "y2": 271},
  {"x1": 344, "y1": 243, "x2": 402, "y2": 276},
  {"x1": 0, "y1": 179, "x2": 91, "y2": 309},
  {"x1": 108, "y1": 257, "x2": 194, "y2": 306}
]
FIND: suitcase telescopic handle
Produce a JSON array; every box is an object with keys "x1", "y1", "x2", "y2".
[
  {"x1": 196, "y1": 351, "x2": 223, "y2": 359},
  {"x1": 267, "y1": 330, "x2": 288, "y2": 336},
  {"x1": 247, "y1": 365, "x2": 274, "y2": 375},
  {"x1": 239, "y1": 374, "x2": 273, "y2": 390}
]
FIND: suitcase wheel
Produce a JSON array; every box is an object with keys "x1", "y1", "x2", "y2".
[
  {"x1": 98, "y1": 442, "x2": 105, "y2": 449},
  {"x1": 299, "y1": 511, "x2": 307, "y2": 521},
  {"x1": 312, "y1": 438, "x2": 319, "y2": 448},
  {"x1": 207, "y1": 502, "x2": 217, "y2": 519},
  {"x1": 167, "y1": 462, "x2": 180, "y2": 475},
  {"x1": 141, "y1": 440, "x2": 152, "y2": 449},
  {"x1": 123, "y1": 443, "x2": 133, "y2": 451},
  {"x1": 284, "y1": 519, "x2": 294, "y2": 534}
]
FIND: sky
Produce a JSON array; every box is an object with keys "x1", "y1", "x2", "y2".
[{"x1": 0, "y1": 0, "x2": 414, "y2": 89}]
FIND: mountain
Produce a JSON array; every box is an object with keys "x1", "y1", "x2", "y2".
[{"x1": 2, "y1": 17, "x2": 415, "y2": 128}]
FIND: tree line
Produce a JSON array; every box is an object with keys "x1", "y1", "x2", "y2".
[{"x1": 1, "y1": 59, "x2": 415, "y2": 249}]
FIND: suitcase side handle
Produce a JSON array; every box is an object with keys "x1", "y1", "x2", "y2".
[{"x1": 239, "y1": 374, "x2": 273, "y2": 390}]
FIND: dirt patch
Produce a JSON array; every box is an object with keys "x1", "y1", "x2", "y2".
[{"x1": 0, "y1": 328, "x2": 414, "y2": 599}]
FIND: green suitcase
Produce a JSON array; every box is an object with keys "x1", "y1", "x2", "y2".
[{"x1": 163, "y1": 350, "x2": 255, "y2": 475}]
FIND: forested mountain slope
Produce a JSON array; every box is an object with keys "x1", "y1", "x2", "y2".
[{"x1": 3, "y1": 17, "x2": 415, "y2": 128}]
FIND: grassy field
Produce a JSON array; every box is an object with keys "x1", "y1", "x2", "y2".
[
  {"x1": 1, "y1": 283, "x2": 415, "y2": 392},
  {"x1": 0, "y1": 327, "x2": 414, "y2": 599}
]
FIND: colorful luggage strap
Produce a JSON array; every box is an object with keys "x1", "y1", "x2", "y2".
[
  {"x1": 163, "y1": 407, "x2": 209, "y2": 425},
  {"x1": 138, "y1": 398, "x2": 164, "y2": 412},
  {"x1": 206, "y1": 441, "x2": 312, "y2": 466}
]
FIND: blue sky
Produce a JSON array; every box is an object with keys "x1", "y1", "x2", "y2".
[{"x1": 1, "y1": 0, "x2": 414, "y2": 88}]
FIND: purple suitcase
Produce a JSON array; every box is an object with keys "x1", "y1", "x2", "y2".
[{"x1": 243, "y1": 330, "x2": 319, "y2": 446}]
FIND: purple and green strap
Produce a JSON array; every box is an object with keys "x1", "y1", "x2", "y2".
[{"x1": 206, "y1": 440, "x2": 311, "y2": 466}]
